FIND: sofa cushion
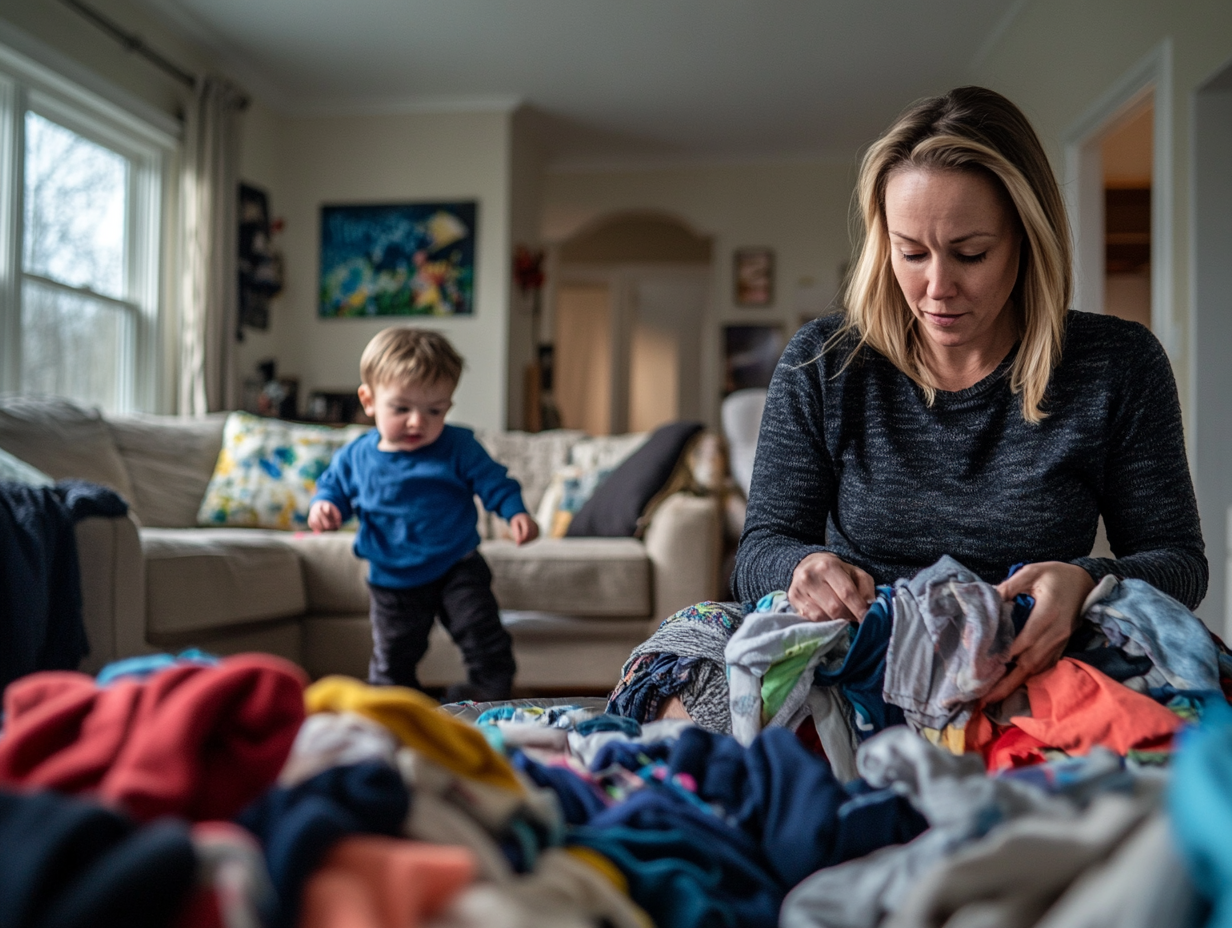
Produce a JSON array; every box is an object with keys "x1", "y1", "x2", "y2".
[
  {"x1": 141, "y1": 528, "x2": 306, "y2": 635},
  {"x1": 0, "y1": 395, "x2": 134, "y2": 502},
  {"x1": 0, "y1": 446, "x2": 53, "y2": 486},
  {"x1": 197, "y1": 412, "x2": 368, "y2": 530},
  {"x1": 108, "y1": 413, "x2": 227, "y2": 527},
  {"x1": 481, "y1": 538, "x2": 651, "y2": 617},
  {"x1": 567, "y1": 421, "x2": 705, "y2": 538},
  {"x1": 472, "y1": 428, "x2": 584, "y2": 516},
  {"x1": 279, "y1": 530, "x2": 369, "y2": 613}
]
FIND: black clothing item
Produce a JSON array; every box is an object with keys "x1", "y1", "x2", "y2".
[
  {"x1": 733, "y1": 311, "x2": 1208, "y2": 608},
  {"x1": 367, "y1": 551, "x2": 515, "y2": 699},
  {"x1": 0, "y1": 479, "x2": 128, "y2": 692}
]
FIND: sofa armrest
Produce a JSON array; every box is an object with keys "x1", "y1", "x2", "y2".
[
  {"x1": 75, "y1": 511, "x2": 145, "y2": 673},
  {"x1": 642, "y1": 492, "x2": 722, "y2": 620}
]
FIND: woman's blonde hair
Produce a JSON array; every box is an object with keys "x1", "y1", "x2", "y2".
[{"x1": 839, "y1": 86, "x2": 1071, "y2": 423}]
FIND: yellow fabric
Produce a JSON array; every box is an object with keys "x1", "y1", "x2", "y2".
[
  {"x1": 306, "y1": 676, "x2": 522, "y2": 792},
  {"x1": 564, "y1": 845, "x2": 628, "y2": 894},
  {"x1": 920, "y1": 725, "x2": 967, "y2": 755}
]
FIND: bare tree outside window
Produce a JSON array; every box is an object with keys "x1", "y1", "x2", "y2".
[{"x1": 20, "y1": 112, "x2": 133, "y2": 411}]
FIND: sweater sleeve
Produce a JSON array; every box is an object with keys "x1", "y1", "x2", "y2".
[
  {"x1": 311, "y1": 440, "x2": 356, "y2": 523},
  {"x1": 1070, "y1": 328, "x2": 1208, "y2": 609},
  {"x1": 460, "y1": 433, "x2": 527, "y2": 522},
  {"x1": 732, "y1": 329, "x2": 838, "y2": 601}
]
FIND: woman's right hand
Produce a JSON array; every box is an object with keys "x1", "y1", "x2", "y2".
[{"x1": 788, "y1": 552, "x2": 876, "y2": 622}]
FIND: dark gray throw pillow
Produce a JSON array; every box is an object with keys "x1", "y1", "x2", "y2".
[{"x1": 566, "y1": 420, "x2": 705, "y2": 537}]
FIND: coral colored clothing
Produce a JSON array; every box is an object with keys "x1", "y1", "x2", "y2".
[
  {"x1": 305, "y1": 676, "x2": 522, "y2": 792},
  {"x1": 0, "y1": 654, "x2": 306, "y2": 821},
  {"x1": 1010, "y1": 658, "x2": 1183, "y2": 756},
  {"x1": 300, "y1": 836, "x2": 475, "y2": 928}
]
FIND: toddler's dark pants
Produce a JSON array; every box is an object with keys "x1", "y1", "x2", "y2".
[{"x1": 367, "y1": 551, "x2": 515, "y2": 699}]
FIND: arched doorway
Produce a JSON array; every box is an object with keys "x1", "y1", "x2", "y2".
[{"x1": 549, "y1": 212, "x2": 713, "y2": 435}]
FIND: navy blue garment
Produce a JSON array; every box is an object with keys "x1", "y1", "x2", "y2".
[
  {"x1": 812, "y1": 588, "x2": 906, "y2": 740},
  {"x1": 666, "y1": 726, "x2": 922, "y2": 889},
  {"x1": 577, "y1": 789, "x2": 781, "y2": 928},
  {"x1": 511, "y1": 751, "x2": 608, "y2": 826},
  {"x1": 832, "y1": 786, "x2": 930, "y2": 862},
  {"x1": 589, "y1": 738, "x2": 675, "y2": 774},
  {"x1": 574, "y1": 714, "x2": 642, "y2": 737},
  {"x1": 0, "y1": 788, "x2": 195, "y2": 928},
  {"x1": 0, "y1": 480, "x2": 127, "y2": 692},
  {"x1": 236, "y1": 762, "x2": 409, "y2": 928},
  {"x1": 606, "y1": 654, "x2": 700, "y2": 723}
]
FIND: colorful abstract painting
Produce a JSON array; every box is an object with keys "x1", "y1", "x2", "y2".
[{"x1": 319, "y1": 201, "x2": 477, "y2": 317}]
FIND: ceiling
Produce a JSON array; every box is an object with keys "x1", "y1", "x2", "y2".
[{"x1": 136, "y1": 0, "x2": 1027, "y2": 168}]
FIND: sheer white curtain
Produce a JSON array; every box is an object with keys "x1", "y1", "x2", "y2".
[{"x1": 179, "y1": 76, "x2": 247, "y2": 414}]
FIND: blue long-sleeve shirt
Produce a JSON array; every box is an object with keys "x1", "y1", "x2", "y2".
[{"x1": 312, "y1": 425, "x2": 527, "y2": 588}]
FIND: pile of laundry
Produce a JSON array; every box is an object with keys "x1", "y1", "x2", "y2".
[
  {"x1": 610, "y1": 554, "x2": 1232, "y2": 774},
  {"x1": 0, "y1": 555, "x2": 1230, "y2": 928}
]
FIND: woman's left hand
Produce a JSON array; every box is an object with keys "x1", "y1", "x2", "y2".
[{"x1": 983, "y1": 561, "x2": 1096, "y2": 704}]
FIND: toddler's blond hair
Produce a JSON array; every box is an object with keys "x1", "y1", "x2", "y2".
[{"x1": 360, "y1": 327, "x2": 464, "y2": 389}]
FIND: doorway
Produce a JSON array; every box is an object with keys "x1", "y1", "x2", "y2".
[{"x1": 550, "y1": 213, "x2": 713, "y2": 435}]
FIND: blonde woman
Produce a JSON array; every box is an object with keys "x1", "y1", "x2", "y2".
[{"x1": 732, "y1": 86, "x2": 1205, "y2": 702}]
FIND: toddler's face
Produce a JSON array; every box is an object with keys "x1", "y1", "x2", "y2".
[{"x1": 358, "y1": 377, "x2": 455, "y2": 452}]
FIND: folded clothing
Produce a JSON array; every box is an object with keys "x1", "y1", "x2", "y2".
[{"x1": 0, "y1": 654, "x2": 307, "y2": 821}]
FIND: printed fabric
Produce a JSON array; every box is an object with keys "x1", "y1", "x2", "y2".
[{"x1": 883, "y1": 555, "x2": 1016, "y2": 731}]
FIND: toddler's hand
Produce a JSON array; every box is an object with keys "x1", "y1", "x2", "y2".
[
  {"x1": 308, "y1": 500, "x2": 342, "y2": 533},
  {"x1": 509, "y1": 512, "x2": 539, "y2": 546}
]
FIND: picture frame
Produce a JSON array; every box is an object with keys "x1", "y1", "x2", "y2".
[
  {"x1": 733, "y1": 247, "x2": 775, "y2": 307},
  {"x1": 723, "y1": 324, "x2": 786, "y2": 395},
  {"x1": 319, "y1": 201, "x2": 477, "y2": 317}
]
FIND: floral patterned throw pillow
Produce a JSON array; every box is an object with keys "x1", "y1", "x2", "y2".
[{"x1": 197, "y1": 412, "x2": 368, "y2": 530}]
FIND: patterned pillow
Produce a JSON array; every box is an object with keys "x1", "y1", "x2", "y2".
[{"x1": 197, "y1": 412, "x2": 369, "y2": 530}]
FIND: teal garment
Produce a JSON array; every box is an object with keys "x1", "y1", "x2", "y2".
[{"x1": 1169, "y1": 700, "x2": 1232, "y2": 928}]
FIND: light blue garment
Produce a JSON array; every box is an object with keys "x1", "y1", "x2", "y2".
[
  {"x1": 1169, "y1": 701, "x2": 1232, "y2": 928},
  {"x1": 95, "y1": 648, "x2": 218, "y2": 685},
  {"x1": 883, "y1": 555, "x2": 1016, "y2": 731},
  {"x1": 1087, "y1": 578, "x2": 1220, "y2": 692}
]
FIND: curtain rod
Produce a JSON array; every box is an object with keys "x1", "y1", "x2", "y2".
[{"x1": 58, "y1": 0, "x2": 198, "y2": 91}]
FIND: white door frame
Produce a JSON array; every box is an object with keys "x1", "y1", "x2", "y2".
[
  {"x1": 1063, "y1": 38, "x2": 1174, "y2": 356},
  {"x1": 1190, "y1": 52, "x2": 1232, "y2": 636}
]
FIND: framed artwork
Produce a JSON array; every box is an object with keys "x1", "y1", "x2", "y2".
[
  {"x1": 724, "y1": 324, "x2": 785, "y2": 395},
  {"x1": 733, "y1": 247, "x2": 774, "y2": 306},
  {"x1": 238, "y1": 183, "x2": 282, "y2": 332},
  {"x1": 319, "y1": 201, "x2": 477, "y2": 317}
]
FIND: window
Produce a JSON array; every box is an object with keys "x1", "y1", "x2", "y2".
[{"x1": 0, "y1": 41, "x2": 175, "y2": 414}]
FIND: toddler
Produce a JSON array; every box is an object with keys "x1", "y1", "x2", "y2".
[{"x1": 309, "y1": 327, "x2": 538, "y2": 701}]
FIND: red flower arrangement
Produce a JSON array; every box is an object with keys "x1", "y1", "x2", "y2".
[{"x1": 513, "y1": 245, "x2": 545, "y2": 295}]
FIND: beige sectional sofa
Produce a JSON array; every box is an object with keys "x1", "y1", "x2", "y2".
[{"x1": 0, "y1": 396, "x2": 722, "y2": 691}]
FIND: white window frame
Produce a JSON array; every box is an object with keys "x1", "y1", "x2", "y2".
[{"x1": 0, "y1": 37, "x2": 178, "y2": 413}]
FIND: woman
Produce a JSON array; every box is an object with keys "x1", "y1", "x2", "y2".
[{"x1": 732, "y1": 85, "x2": 1206, "y2": 705}]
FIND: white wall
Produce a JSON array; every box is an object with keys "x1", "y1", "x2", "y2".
[
  {"x1": 973, "y1": 0, "x2": 1232, "y2": 628},
  {"x1": 244, "y1": 108, "x2": 514, "y2": 432},
  {"x1": 542, "y1": 159, "x2": 857, "y2": 425}
]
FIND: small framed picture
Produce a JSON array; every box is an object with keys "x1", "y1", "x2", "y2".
[
  {"x1": 724, "y1": 324, "x2": 786, "y2": 395},
  {"x1": 734, "y1": 247, "x2": 775, "y2": 306}
]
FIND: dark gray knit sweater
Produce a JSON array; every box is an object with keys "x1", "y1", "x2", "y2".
[{"x1": 732, "y1": 310, "x2": 1208, "y2": 609}]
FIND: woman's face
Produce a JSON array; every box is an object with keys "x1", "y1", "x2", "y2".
[{"x1": 884, "y1": 168, "x2": 1022, "y2": 358}]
